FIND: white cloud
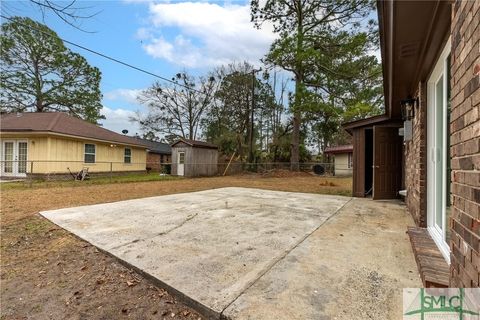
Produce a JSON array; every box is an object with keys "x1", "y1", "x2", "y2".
[
  {"x1": 139, "y1": 2, "x2": 276, "y2": 68},
  {"x1": 135, "y1": 27, "x2": 153, "y2": 40},
  {"x1": 104, "y1": 88, "x2": 143, "y2": 105},
  {"x1": 123, "y1": 0, "x2": 153, "y2": 4},
  {"x1": 143, "y1": 36, "x2": 174, "y2": 60},
  {"x1": 100, "y1": 106, "x2": 142, "y2": 135},
  {"x1": 102, "y1": 89, "x2": 145, "y2": 134}
]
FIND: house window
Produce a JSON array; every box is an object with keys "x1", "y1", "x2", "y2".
[
  {"x1": 84, "y1": 144, "x2": 96, "y2": 163},
  {"x1": 178, "y1": 152, "x2": 185, "y2": 164},
  {"x1": 348, "y1": 153, "x2": 353, "y2": 169},
  {"x1": 124, "y1": 148, "x2": 131, "y2": 163}
]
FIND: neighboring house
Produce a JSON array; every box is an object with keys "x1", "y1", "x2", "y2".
[
  {"x1": 344, "y1": 1, "x2": 479, "y2": 287},
  {"x1": 324, "y1": 145, "x2": 353, "y2": 176},
  {"x1": 171, "y1": 139, "x2": 218, "y2": 177},
  {"x1": 0, "y1": 112, "x2": 147, "y2": 178},
  {"x1": 133, "y1": 137, "x2": 172, "y2": 171}
]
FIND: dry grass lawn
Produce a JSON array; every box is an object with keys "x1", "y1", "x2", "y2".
[{"x1": 1, "y1": 173, "x2": 351, "y2": 319}]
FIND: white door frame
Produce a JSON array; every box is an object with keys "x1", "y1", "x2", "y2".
[
  {"x1": 16, "y1": 140, "x2": 28, "y2": 177},
  {"x1": 177, "y1": 151, "x2": 185, "y2": 176},
  {"x1": 2, "y1": 140, "x2": 16, "y2": 177},
  {"x1": 1, "y1": 139, "x2": 28, "y2": 178},
  {"x1": 427, "y1": 38, "x2": 451, "y2": 264}
]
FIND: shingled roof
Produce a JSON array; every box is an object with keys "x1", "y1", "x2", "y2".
[
  {"x1": 132, "y1": 137, "x2": 171, "y2": 154},
  {"x1": 0, "y1": 112, "x2": 147, "y2": 148},
  {"x1": 171, "y1": 138, "x2": 218, "y2": 149},
  {"x1": 324, "y1": 145, "x2": 353, "y2": 154}
]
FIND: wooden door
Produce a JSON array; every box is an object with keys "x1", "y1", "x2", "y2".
[
  {"x1": 352, "y1": 128, "x2": 365, "y2": 197},
  {"x1": 373, "y1": 126, "x2": 402, "y2": 199},
  {"x1": 177, "y1": 151, "x2": 185, "y2": 176}
]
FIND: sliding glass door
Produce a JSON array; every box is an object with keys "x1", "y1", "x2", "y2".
[{"x1": 427, "y1": 38, "x2": 451, "y2": 263}]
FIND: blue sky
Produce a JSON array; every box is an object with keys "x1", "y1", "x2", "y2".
[{"x1": 1, "y1": 0, "x2": 275, "y2": 134}]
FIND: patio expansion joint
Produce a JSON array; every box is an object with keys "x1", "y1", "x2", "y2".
[
  {"x1": 108, "y1": 212, "x2": 200, "y2": 251},
  {"x1": 219, "y1": 197, "x2": 353, "y2": 318}
]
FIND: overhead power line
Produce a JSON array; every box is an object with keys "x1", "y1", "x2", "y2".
[{"x1": 0, "y1": 14, "x2": 206, "y2": 95}]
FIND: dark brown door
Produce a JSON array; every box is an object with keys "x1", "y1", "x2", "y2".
[
  {"x1": 373, "y1": 126, "x2": 402, "y2": 200},
  {"x1": 352, "y1": 128, "x2": 366, "y2": 197}
]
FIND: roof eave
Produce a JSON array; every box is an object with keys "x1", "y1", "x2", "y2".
[
  {"x1": 324, "y1": 150, "x2": 353, "y2": 155},
  {"x1": 342, "y1": 114, "x2": 390, "y2": 131},
  {"x1": 378, "y1": 0, "x2": 451, "y2": 119},
  {"x1": 0, "y1": 130, "x2": 148, "y2": 148}
]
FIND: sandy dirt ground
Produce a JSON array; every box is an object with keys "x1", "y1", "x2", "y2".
[{"x1": 1, "y1": 174, "x2": 351, "y2": 319}]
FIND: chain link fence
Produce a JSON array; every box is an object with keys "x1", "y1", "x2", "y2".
[
  {"x1": 0, "y1": 160, "x2": 349, "y2": 184},
  {"x1": 217, "y1": 161, "x2": 337, "y2": 176}
]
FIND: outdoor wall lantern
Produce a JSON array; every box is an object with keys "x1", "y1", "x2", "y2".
[
  {"x1": 400, "y1": 97, "x2": 417, "y2": 121},
  {"x1": 401, "y1": 97, "x2": 417, "y2": 142}
]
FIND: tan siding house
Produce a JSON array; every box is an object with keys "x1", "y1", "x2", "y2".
[{"x1": 0, "y1": 113, "x2": 147, "y2": 177}]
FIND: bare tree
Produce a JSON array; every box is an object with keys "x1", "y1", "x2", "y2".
[
  {"x1": 203, "y1": 62, "x2": 286, "y2": 160},
  {"x1": 2, "y1": 0, "x2": 99, "y2": 32},
  {"x1": 134, "y1": 73, "x2": 216, "y2": 141}
]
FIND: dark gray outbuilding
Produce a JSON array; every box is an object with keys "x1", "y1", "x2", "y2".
[{"x1": 171, "y1": 139, "x2": 218, "y2": 177}]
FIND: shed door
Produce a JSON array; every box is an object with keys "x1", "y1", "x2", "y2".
[
  {"x1": 352, "y1": 128, "x2": 366, "y2": 197},
  {"x1": 372, "y1": 126, "x2": 402, "y2": 199},
  {"x1": 177, "y1": 151, "x2": 185, "y2": 176}
]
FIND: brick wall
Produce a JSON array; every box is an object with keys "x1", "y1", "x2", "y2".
[
  {"x1": 404, "y1": 82, "x2": 428, "y2": 227},
  {"x1": 146, "y1": 153, "x2": 172, "y2": 172},
  {"x1": 449, "y1": 0, "x2": 480, "y2": 288},
  {"x1": 146, "y1": 153, "x2": 161, "y2": 171}
]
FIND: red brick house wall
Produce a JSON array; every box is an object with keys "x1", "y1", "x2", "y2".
[
  {"x1": 146, "y1": 153, "x2": 161, "y2": 171},
  {"x1": 449, "y1": 0, "x2": 480, "y2": 288},
  {"x1": 402, "y1": 0, "x2": 479, "y2": 287},
  {"x1": 404, "y1": 82, "x2": 428, "y2": 227},
  {"x1": 162, "y1": 154, "x2": 171, "y2": 164},
  {"x1": 146, "y1": 153, "x2": 171, "y2": 172}
]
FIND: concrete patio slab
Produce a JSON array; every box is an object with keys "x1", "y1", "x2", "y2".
[
  {"x1": 223, "y1": 198, "x2": 421, "y2": 319},
  {"x1": 41, "y1": 187, "x2": 351, "y2": 318}
]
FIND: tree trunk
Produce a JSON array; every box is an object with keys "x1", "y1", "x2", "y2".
[
  {"x1": 290, "y1": 73, "x2": 302, "y2": 171},
  {"x1": 33, "y1": 59, "x2": 43, "y2": 112},
  {"x1": 290, "y1": 110, "x2": 300, "y2": 171},
  {"x1": 236, "y1": 134, "x2": 244, "y2": 159},
  {"x1": 36, "y1": 99, "x2": 43, "y2": 112},
  {"x1": 189, "y1": 124, "x2": 194, "y2": 140},
  {"x1": 290, "y1": 0, "x2": 303, "y2": 171},
  {"x1": 245, "y1": 92, "x2": 251, "y2": 162}
]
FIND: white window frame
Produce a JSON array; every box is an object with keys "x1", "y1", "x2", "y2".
[
  {"x1": 178, "y1": 151, "x2": 185, "y2": 164},
  {"x1": 84, "y1": 143, "x2": 96, "y2": 164},
  {"x1": 427, "y1": 37, "x2": 451, "y2": 264},
  {"x1": 348, "y1": 153, "x2": 353, "y2": 169},
  {"x1": 124, "y1": 148, "x2": 132, "y2": 164}
]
